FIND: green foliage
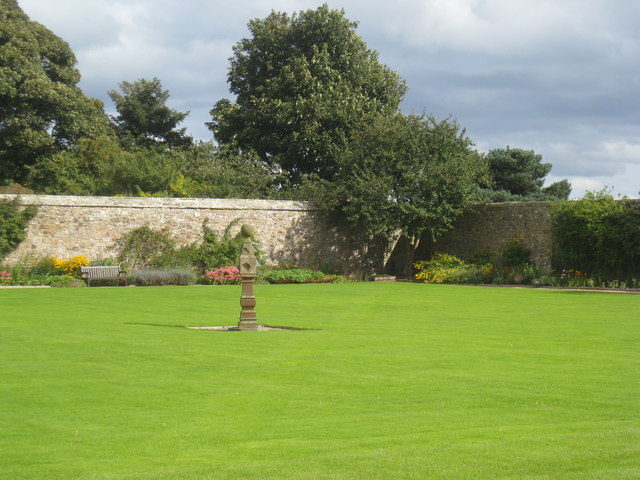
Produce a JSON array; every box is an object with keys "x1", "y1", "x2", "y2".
[
  {"x1": 183, "y1": 219, "x2": 244, "y2": 273},
  {"x1": 498, "y1": 237, "x2": 532, "y2": 268},
  {"x1": 27, "y1": 136, "x2": 180, "y2": 195},
  {"x1": 307, "y1": 113, "x2": 488, "y2": 270},
  {"x1": 128, "y1": 268, "x2": 197, "y2": 286},
  {"x1": 413, "y1": 249, "x2": 542, "y2": 285},
  {"x1": 46, "y1": 275, "x2": 85, "y2": 287},
  {"x1": 0, "y1": 255, "x2": 72, "y2": 286},
  {"x1": 479, "y1": 148, "x2": 571, "y2": 202},
  {"x1": 113, "y1": 220, "x2": 247, "y2": 274},
  {"x1": 0, "y1": 0, "x2": 112, "y2": 183},
  {"x1": 490, "y1": 263, "x2": 540, "y2": 285},
  {"x1": 115, "y1": 226, "x2": 178, "y2": 271},
  {"x1": 541, "y1": 179, "x2": 572, "y2": 200},
  {"x1": 487, "y1": 147, "x2": 550, "y2": 196},
  {"x1": 415, "y1": 253, "x2": 466, "y2": 270},
  {"x1": 208, "y1": 4, "x2": 406, "y2": 182},
  {"x1": 27, "y1": 138, "x2": 283, "y2": 199},
  {"x1": 0, "y1": 198, "x2": 36, "y2": 260},
  {"x1": 261, "y1": 268, "x2": 328, "y2": 284},
  {"x1": 413, "y1": 253, "x2": 476, "y2": 284},
  {"x1": 170, "y1": 143, "x2": 285, "y2": 199},
  {"x1": 109, "y1": 77, "x2": 192, "y2": 148},
  {"x1": 551, "y1": 190, "x2": 639, "y2": 280}
]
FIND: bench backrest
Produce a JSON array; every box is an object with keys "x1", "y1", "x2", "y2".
[{"x1": 81, "y1": 266, "x2": 122, "y2": 278}]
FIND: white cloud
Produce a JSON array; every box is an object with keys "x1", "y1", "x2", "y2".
[
  {"x1": 15, "y1": 0, "x2": 640, "y2": 197},
  {"x1": 601, "y1": 141, "x2": 640, "y2": 164},
  {"x1": 382, "y1": 0, "x2": 628, "y2": 56},
  {"x1": 564, "y1": 177, "x2": 605, "y2": 197}
]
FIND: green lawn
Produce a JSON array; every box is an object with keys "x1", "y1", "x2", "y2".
[{"x1": 1, "y1": 283, "x2": 639, "y2": 479}]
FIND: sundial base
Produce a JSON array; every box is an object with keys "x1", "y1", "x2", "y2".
[
  {"x1": 186, "y1": 325, "x2": 287, "y2": 332},
  {"x1": 237, "y1": 320, "x2": 260, "y2": 331}
]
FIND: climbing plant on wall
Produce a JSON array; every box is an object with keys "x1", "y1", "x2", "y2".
[{"x1": 0, "y1": 198, "x2": 37, "y2": 260}]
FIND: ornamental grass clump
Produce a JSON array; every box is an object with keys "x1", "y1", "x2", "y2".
[
  {"x1": 129, "y1": 268, "x2": 197, "y2": 286},
  {"x1": 202, "y1": 266, "x2": 241, "y2": 285}
]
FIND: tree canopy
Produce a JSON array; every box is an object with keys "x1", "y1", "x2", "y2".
[
  {"x1": 307, "y1": 113, "x2": 489, "y2": 271},
  {"x1": 109, "y1": 77, "x2": 192, "y2": 148},
  {"x1": 480, "y1": 147, "x2": 571, "y2": 202},
  {"x1": 208, "y1": 4, "x2": 406, "y2": 182},
  {"x1": 0, "y1": 0, "x2": 111, "y2": 183}
]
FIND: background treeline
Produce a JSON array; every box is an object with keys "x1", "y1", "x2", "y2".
[
  {"x1": 2, "y1": 1, "x2": 604, "y2": 276},
  {"x1": 1, "y1": 2, "x2": 570, "y2": 202}
]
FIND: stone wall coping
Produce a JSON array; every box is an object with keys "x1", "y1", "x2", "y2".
[
  {"x1": 0, "y1": 194, "x2": 317, "y2": 211},
  {"x1": 477, "y1": 199, "x2": 639, "y2": 207}
]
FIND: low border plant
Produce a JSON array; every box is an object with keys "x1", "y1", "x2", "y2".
[
  {"x1": 202, "y1": 266, "x2": 241, "y2": 285},
  {"x1": 261, "y1": 267, "x2": 346, "y2": 284},
  {"x1": 129, "y1": 268, "x2": 197, "y2": 286}
]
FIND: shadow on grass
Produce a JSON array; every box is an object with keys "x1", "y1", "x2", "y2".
[{"x1": 125, "y1": 322, "x2": 187, "y2": 328}]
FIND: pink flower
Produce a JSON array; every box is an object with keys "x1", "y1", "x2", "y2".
[{"x1": 203, "y1": 266, "x2": 241, "y2": 285}]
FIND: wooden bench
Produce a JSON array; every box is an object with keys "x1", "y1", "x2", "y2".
[{"x1": 80, "y1": 266, "x2": 128, "y2": 287}]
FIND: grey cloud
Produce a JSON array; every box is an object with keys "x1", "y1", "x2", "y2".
[{"x1": 17, "y1": 0, "x2": 640, "y2": 197}]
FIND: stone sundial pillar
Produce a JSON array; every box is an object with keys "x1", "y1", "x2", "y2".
[{"x1": 238, "y1": 224, "x2": 260, "y2": 330}]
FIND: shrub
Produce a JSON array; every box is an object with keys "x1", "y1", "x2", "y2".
[
  {"x1": 414, "y1": 253, "x2": 469, "y2": 284},
  {"x1": 551, "y1": 190, "x2": 640, "y2": 280},
  {"x1": 0, "y1": 270, "x2": 12, "y2": 285},
  {"x1": 0, "y1": 198, "x2": 37, "y2": 260},
  {"x1": 202, "y1": 266, "x2": 242, "y2": 285},
  {"x1": 498, "y1": 237, "x2": 532, "y2": 268},
  {"x1": 51, "y1": 255, "x2": 90, "y2": 277},
  {"x1": 305, "y1": 274, "x2": 348, "y2": 284},
  {"x1": 454, "y1": 264, "x2": 493, "y2": 284},
  {"x1": 129, "y1": 268, "x2": 197, "y2": 286},
  {"x1": 262, "y1": 268, "x2": 327, "y2": 284},
  {"x1": 0, "y1": 256, "x2": 63, "y2": 286},
  {"x1": 491, "y1": 263, "x2": 539, "y2": 285},
  {"x1": 114, "y1": 220, "x2": 251, "y2": 274},
  {"x1": 47, "y1": 276, "x2": 85, "y2": 287},
  {"x1": 115, "y1": 226, "x2": 177, "y2": 270},
  {"x1": 184, "y1": 219, "x2": 244, "y2": 273}
]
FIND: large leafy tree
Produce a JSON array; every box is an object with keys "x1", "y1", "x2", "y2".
[
  {"x1": 307, "y1": 113, "x2": 489, "y2": 273},
  {"x1": 109, "y1": 77, "x2": 192, "y2": 148},
  {"x1": 0, "y1": 0, "x2": 111, "y2": 183},
  {"x1": 208, "y1": 5, "x2": 407, "y2": 182},
  {"x1": 480, "y1": 147, "x2": 571, "y2": 201}
]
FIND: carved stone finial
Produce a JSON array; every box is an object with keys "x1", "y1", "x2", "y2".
[{"x1": 240, "y1": 223, "x2": 256, "y2": 239}]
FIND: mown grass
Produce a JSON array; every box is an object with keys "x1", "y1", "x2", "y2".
[{"x1": 1, "y1": 283, "x2": 639, "y2": 479}]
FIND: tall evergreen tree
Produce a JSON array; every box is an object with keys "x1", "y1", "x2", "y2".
[
  {"x1": 481, "y1": 147, "x2": 571, "y2": 201},
  {"x1": 109, "y1": 77, "x2": 192, "y2": 148}
]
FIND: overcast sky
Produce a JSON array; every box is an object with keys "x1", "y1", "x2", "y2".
[{"x1": 19, "y1": 0, "x2": 640, "y2": 198}]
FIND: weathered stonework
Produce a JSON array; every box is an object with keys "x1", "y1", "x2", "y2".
[
  {"x1": 430, "y1": 201, "x2": 554, "y2": 269},
  {"x1": 1, "y1": 194, "x2": 361, "y2": 270},
  {"x1": 2, "y1": 194, "x2": 563, "y2": 272}
]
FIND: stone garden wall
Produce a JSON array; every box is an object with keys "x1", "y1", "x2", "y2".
[
  {"x1": 1, "y1": 194, "x2": 360, "y2": 270},
  {"x1": 430, "y1": 201, "x2": 554, "y2": 269},
  {"x1": 3, "y1": 194, "x2": 557, "y2": 271}
]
